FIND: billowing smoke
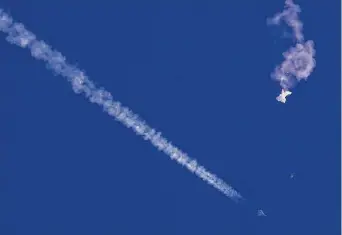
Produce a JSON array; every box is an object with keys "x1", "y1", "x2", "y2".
[
  {"x1": 0, "y1": 10, "x2": 243, "y2": 202},
  {"x1": 268, "y1": 0, "x2": 316, "y2": 94}
]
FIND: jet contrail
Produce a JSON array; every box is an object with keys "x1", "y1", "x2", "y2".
[
  {"x1": 268, "y1": 0, "x2": 316, "y2": 101},
  {"x1": 0, "y1": 9, "x2": 243, "y2": 202}
]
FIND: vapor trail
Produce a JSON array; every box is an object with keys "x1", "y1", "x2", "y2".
[
  {"x1": 0, "y1": 10, "x2": 243, "y2": 202},
  {"x1": 268, "y1": 0, "x2": 316, "y2": 98}
]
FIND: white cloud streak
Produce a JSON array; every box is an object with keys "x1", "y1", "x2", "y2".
[{"x1": 0, "y1": 9, "x2": 243, "y2": 202}]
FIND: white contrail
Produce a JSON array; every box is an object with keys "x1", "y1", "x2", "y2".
[
  {"x1": 0, "y1": 9, "x2": 243, "y2": 202},
  {"x1": 268, "y1": 0, "x2": 316, "y2": 98}
]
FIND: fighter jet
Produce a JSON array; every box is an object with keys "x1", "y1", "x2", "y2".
[
  {"x1": 257, "y1": 209, "x2": 266, "y2": 217},
  {"x1": 276, "y1": 89, "x2": 292, "y2": 103}
]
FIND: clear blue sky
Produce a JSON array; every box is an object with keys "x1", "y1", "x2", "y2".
[{"x1": 0, "y1": 0, "x2": 340, "y2": 234}]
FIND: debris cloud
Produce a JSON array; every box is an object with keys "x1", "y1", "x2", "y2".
[{"x1": 268, "y1": 0, "x2": 316, "y2": 102}]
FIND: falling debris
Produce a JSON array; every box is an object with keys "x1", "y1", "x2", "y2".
[
  {"x1": 276, "y1": 89, "x2": 292, "y2": 103},
  {"x1": 257, "y1": 209, "x2": 267, "y2": 217},
  {"x1": 268, "y1": 0, "x2": 316, "y2": 103}
]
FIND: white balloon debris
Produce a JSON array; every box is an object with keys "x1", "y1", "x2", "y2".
[{"x1": 268, "y1": 0, "x2": 316, "y2": 103}]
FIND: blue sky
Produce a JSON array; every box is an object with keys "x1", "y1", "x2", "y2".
[{"x1": 0, "y1": 0, "x2": 340, "y2": 234}]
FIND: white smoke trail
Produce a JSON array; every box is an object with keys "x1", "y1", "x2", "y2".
[
  {"x1": 268, "y1": 0, "x2": 316, "y2": 93},
  {"x1": 0, "y1": 10, "x2": 243, "y2": 202}
]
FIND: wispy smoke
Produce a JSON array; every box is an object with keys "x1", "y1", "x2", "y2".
[
  {"x1": 0, "y1": 10, "x2": 243, "y2": 202},
  {"x1": 268, "y1": 0, "x2": 316, "y2": 91}
]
